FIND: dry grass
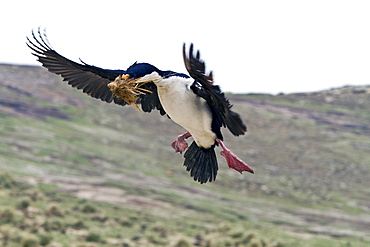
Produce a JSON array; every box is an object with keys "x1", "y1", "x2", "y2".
[{"x1": 107, "y1": 75, "x2": 153, "y2": 110}]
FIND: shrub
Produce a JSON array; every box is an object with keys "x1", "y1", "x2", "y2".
[
  {"x1": 17, "y1": 199, "x2": 31, "y2": 210},
  {"x1": 146, "y1": 233, "x2": 168, "y2": 245},
  {"x1": 217, "y1": 223, "x2": 232, "y2": 233},
  {"x1": 72, "y1": 220, "x2": 86, "y2": 230},
  {"x1": 42, "y1": 220, "x2": 65, "y2": 232},
  {"x1": 203, "y1": 239, "x2": 213, "y2": 247},
  {"x1": 0, "y1": 173, "x2": 17, "y2": 189},
  {"x1": 0, "y1": 227, "x2": 11, "y2": 245},
  {"x1": 21, "y1": 237, "x2": 38, "y2": 247},
  {"x1": 240, "y1": 233, "x2": 258, "y2": 245},
  {"x1": 120, "y1": 217, "x2": 134, "y2": 227},
  {"x1": 28, "y1": 190, "x2": 44, "y2": 201},
  {"x1": 221, "y1": 238, "x2": 234, "y2": 247},
  {"x1": 38, "y1": 233, "x2": 53, "y2": 246},
  {"x1": 194, "y1": 234, "x2": 204, "y2": 246},
  {"x1": 86, "y1": 232, "x2": 101, "y2": 242},
  {"x1": 152, "y1": 224, "x2": 169, "y2": 238},
  {"x1": 91, "y1": 215, "x2": 107, "y2": 222},
  {"x1": 46, "y1": 204, "x2": 64, "y2": 217},
  {"x1": 0, "y1": 208, "x2": 15, "y2": 223},
  {"x1": 174, "y1": 238, "x2": 192, "y2": 247},
  {"x1": 246, "y1": 239, "x2": 263, "y2": 247},
  {"x1": 230, "y1": 230, "x2": 245, "y2": 239},
  {"x1": 81, "y1": 204, "x2": 97, "y2": 213}
]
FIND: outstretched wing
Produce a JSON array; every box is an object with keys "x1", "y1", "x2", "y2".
[
  {"x1": 183, "y1": 43, "x2": 246, "y2": 137},
  {"x1": 26, "y1": 28, "x2": 165, "y2": 115}
]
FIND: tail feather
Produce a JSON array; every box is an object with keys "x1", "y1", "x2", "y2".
[{"x1": 184, "y1": 141, "x2": 218, "y2": 183}]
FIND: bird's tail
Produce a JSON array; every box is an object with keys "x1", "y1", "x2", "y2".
[{"x1": 183, "y1": 141, "x2": 218, "y2": 183}]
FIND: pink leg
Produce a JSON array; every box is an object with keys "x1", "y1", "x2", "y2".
[
  {"x1": 171, "y1": 132, "x2": 192, "y2": 154},
  {"x1": 216, "y1": 139, "x2": 254, "y2": 174}
]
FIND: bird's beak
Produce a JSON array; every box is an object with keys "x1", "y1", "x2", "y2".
[{"x1": 121, "y1": 74, "x2": 130, "y2": 80}]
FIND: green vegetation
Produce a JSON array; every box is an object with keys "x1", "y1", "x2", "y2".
[
  {"x1": 0, "y1": 172, "x2": 288, "y2": 246},
  {"x1": 0, "y1": 64, "x2": 369, "y2": 246}
]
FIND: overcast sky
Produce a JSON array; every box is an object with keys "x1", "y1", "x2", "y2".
[{"x1": 2, "y1": 0, "x2": 370, "y2": 94}]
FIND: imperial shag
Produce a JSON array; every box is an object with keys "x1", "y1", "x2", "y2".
[{"x1": 26, "y1": 28, "x2": 254, "y2": 183}]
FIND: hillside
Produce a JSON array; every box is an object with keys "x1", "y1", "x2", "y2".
[{"x1": 0, "y1": 64, "x2": 369, "y2": 247}]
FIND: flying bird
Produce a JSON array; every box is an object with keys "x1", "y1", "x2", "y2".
[{"x1": 26, "y1": 28, "x2": 254, "y2": 183}]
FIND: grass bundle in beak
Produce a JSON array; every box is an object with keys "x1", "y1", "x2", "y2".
[{"x1": 108, "y1": 75, "x2": 153, "y2": 110}]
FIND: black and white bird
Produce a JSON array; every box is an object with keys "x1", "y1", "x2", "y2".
[{"x1": 26, "y1": 28, "x2": 254, "y2": 183}]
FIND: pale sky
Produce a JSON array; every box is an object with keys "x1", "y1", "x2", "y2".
[{"x1": 2, "y1": 0, "x2": 370, "y2": 94}]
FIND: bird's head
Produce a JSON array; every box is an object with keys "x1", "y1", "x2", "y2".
[
  {"x1": 124, "y1": 62, "x2": 160, "y2": 79},
  {"x1": 108, "y1": 62, "x2": 162, "y2": 110}
]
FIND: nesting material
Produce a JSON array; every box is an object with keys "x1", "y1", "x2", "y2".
[{"x1": 108, "y1": 75, "x2": 153, "y2": 110}]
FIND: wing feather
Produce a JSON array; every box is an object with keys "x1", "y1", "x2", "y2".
[
  {"x1": 183, "y1": 43, "x2": 247, "y2": 137},
  {"x1": 26, "y1": 28, "x2": 166, "y2": 115},
  {"x1": 27, "y1": 28, "x2": 120, "y2": 103}
]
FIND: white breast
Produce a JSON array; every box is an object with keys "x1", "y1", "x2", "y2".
[{"x1": 154, "y1": 75, "x2": 216, "y2": 148}]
